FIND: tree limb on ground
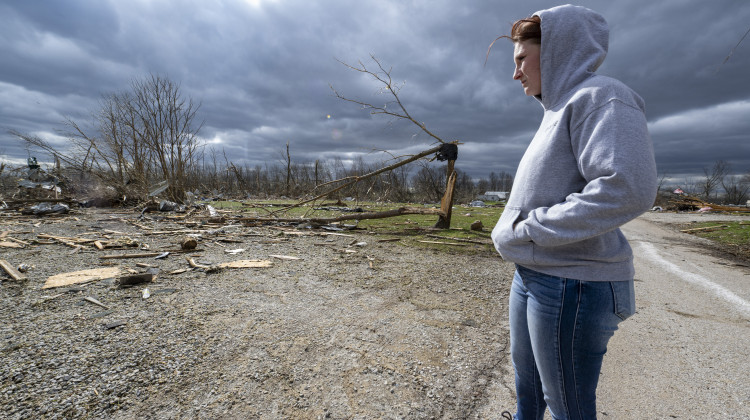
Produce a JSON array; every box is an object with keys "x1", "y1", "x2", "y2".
[{"x1": 239, "y1": 206, "x2": 444, "y2": 225}]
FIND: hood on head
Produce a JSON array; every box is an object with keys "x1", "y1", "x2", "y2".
[{"x1": 533, "y1": 4, "x2": 609, "y2": 108}]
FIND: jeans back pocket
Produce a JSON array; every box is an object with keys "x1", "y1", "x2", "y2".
[{"x1": 610, "y1": 280, "x2": 636, "y2": 321}]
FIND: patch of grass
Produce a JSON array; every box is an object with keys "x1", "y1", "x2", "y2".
[
  {"x1": 682, "y1": 221, "x2": 750, "y2": 262},
  {"x1": 231, "y1": 200, "x2": 505, "y2": 255},
  {"x1": 208, "y1": 200, "x2": 244, "y2": 209},
  {"x1": 355, "y1": 203, "x2": 504, "y2": 255},
  {"x1": 687, "y1": 222, "x2": 750, "y2": 244}
]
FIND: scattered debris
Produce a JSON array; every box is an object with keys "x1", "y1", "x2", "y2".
[
  {"x1": 470, "y1": 220, "x2": 484, "y2": 231},
  {"x1": 159, "y1": 200, "x2": 182, "y2": 212},
  {"x1": 216, "y1": 259, "x2": 272, "y2": 269},
  {"x1": 669, "y1": 194, "x2": 750, "y2": 213},
  {"x1": 148, "y1": 180, "x2": 170, "y2": 197},
  {"x1": 21, "y1": 202, "x2": 70, "y2": 215},
  {"x1": 314, "y1": 206, "x2": 364, "y2": 212},
  {"x1": 418, "y1": 240, "x2": 468, "y2": 247},
  {"x1": 42, "y1": 267, "x2": 122, "y2": 289},
  {"x1": 100, "y1": 252, "x2": 164, "y2": 260},
  {"x1": 118, "y1": 269, "x2": 158, "y2": 287},
  {"x1": 0, "y1": 241, "x2": 23, "y2": 249},
  {"x1": 104, "y1": 320, "x2": 126, "y2": 330},
  {"x1": 180, "y1": 236, "x2": 198, "y2": 250},
  {"x1": 187, "y1": 258, "x2": 212, "y2": 269},
  {"x1": 142, "y1": 288, "x2": 151, "y2": 299},
  {"x1": 424, "y1": 234, "x2": 490, "y2": 245},
  {"x1": 0, "y1": 259, "x2": 27, "y2": 281},
  {"x1": 680, "y1": 225, "x2": 729, "y2": 234},
  {"x1": 269, "y1": 255, "x2": 301, "y2": 260},
  {"x1": 83, "y1": 296, "x2": 109, "y2": 310}
]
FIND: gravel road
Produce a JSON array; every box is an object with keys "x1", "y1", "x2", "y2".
[
  {"x1": 1, "y1": 208, "x2": 748, "y2": 419},
  {"x1": 597, "y1": 212, "x2": 750, "y2": 419}
]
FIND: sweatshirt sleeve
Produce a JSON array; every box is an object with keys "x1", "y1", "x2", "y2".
[{"x1": 515, "y1": 99, "x2": 657, "y2": 247}]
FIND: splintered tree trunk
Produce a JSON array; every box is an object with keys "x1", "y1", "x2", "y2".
[
  {"x1": 285, "y1": 141, "x2": 291, "y2": 197},
  {"x1": 434, "y1": 160, "x2": 456, "y2": 229}
]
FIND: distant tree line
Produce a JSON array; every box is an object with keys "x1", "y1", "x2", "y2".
[
  {"x1": 5, "y1": 74, "x2": 517, "y2": 205},
  {"x1": 6, "y1": 73, "x2": 746, "y2": 207},
  {"x1": 658, "y1": 160, "x2": 750, "y2": 206}
]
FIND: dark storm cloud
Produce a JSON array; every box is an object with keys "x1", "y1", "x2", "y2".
[{"x1": 1, "y1": 0, "x2": 749, "y2": 184}]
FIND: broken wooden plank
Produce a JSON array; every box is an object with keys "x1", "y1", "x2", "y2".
[
  {"x1": 42, "y1": 267, "x2": 122, "y2": 289},
  {"x1": 319, "y1": 232, "x2": 355, "y2": 238},
  {"x1": 269, "y1": 255, "x2": 301, "y2": 260},
  {"x1": 84, "y1": 296, "x2": 109, "y2": 309},
  {"x1": 417, "y1": 240, "x2": 468, "y2": 246},
  {"x1": 217, "y1": 259, "x2": 273, "y2": 269},
  {"x1": 680, "y1": 225, "x2": 729, "y2": 233},
  {"x1": 37, "y1": 233, "x2": 96, "y2": 245},
  {"x1": 6, "y1": 237, "x2": 31, "y2": 246},
  {"x1": 99, "y1": 252, "x2": 162, "y2": 259},
  {"x1": 0, "y1": 241, "x2": 23, "y2": 249},
  {"x1": 100, "y1": 249, "x2": 202, "y2": 259},
  {"x1": 425, "y1": 234, "x2": 490, "y2": 245},
  {"x1": 0, "y1": 259, "x2": 27, "y2": 281}
]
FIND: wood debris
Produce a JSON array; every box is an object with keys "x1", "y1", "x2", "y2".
[
  {"x1": 0, "y1": 241, "x2": 23, "y2": 248},
  {"x1": 418, "y1": 240, "x2": 467, "y2": 247},
  {"x1": 118, "y1": 269, "x2": 158, "y2": 287},
  {"x1": 180, "y1": 236, "x2": 198, "y2": 250},
  {"x1": 425, "y1": 234, "x2": 491, "y2": 245},
  {"x1": 269, "y1": 255, "x2": 301, "y2": 260},
  {"x1": 669, "y1": 195, "x2": 750, "y2": 212},
  {"x1": 187, "y1": 258, "x2": 211, "y2": 269},
  {"x1": 42, "y1": 266, "x2": 123, "y2": 289},
  {"x1": 680, "y1": 225, "x2": 729, "y2": 234},
  {"x1": 0, "y1": 259, "x2": 27, "y2": 281},
  {"x1": 83, "y1": 296, "x2": 109, "y2": 310},
  {"x1": 217, "y1": 259, "x2": 272, "y2": 269}
]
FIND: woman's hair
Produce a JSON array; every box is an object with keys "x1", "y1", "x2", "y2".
[
  {"x1": 509, "y1": 16, "x2": 541, "y2": 43},
  {"x1": 485, "y1": 15, "x2": 541, "y2": 65}
]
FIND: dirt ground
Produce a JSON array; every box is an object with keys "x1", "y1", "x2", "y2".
[
  {"x1": 2, "y1": 207, "x2": 749, "y2": 419},
  {"x1": 1, "y1": 207, "x2": 517, "y2": 419}
]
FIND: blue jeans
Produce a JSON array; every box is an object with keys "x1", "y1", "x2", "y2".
[{"x1": 509, "y1": 265, "x2": 635, "y2": 420}]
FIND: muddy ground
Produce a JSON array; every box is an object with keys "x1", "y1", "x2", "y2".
[{"x1": 1, "y1": 207, "x2": 517, "y2": 419}]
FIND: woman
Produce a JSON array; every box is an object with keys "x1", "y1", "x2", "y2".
[{"x1": 490, "y1": 5, "x2": 657, "y2": 420}]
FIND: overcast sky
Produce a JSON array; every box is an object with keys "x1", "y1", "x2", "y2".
[{"x1": 1, "y1": 0, "x2": 749, "y2": 185}]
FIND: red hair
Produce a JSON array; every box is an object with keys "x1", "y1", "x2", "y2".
[{"x1": 485, "y1": 15, "x2": 541, "y2": 65}]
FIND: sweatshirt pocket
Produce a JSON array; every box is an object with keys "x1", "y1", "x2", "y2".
[{"x1": 491, "y1": 207, "x2": 534, "y2": 264}]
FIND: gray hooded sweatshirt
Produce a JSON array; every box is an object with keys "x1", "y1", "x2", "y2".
[{"x1": 491, "y1": 4, "x2": 657, "y2": 282}]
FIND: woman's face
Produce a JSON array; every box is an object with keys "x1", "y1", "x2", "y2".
[{"x1": 513, "y1": 40, "x2": 541, "y2": 96}]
